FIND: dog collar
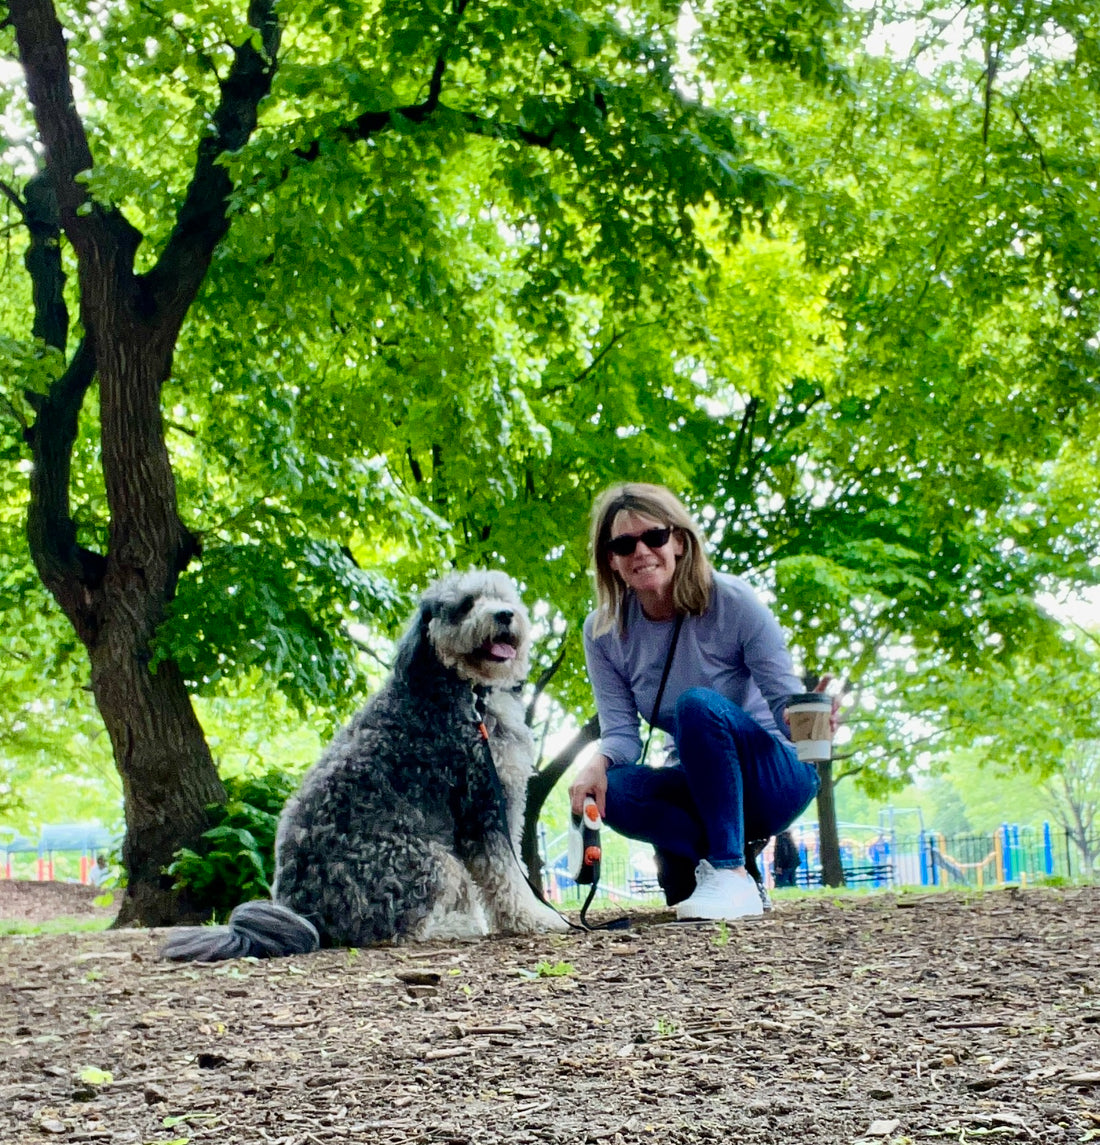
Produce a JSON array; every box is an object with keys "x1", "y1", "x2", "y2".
[{"x1": 471, "y1": 686, "x2": 491, "y2": 742}]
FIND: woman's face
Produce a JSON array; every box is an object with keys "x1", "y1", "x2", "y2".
[{"x1": 606, "y1": 510, "x2": 684, "y2": 601}]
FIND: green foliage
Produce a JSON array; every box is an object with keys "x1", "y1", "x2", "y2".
[
  {"x1": 1, "y1": 0, "x2": 1099, "y2": 860},
  {"x1": 167, "y1": 769, "x2": 298, "y2": 920},
  {"x1": 0, "y1": 916, "x2": 114, "y2": 938},
  {"x1": 527, "y1": 960, "x2": 575, "y2": 979},
  {"x1": 153, "y1": 537, "x2": 405, "y2": 715}
]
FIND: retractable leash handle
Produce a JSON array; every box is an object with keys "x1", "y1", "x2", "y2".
[
  {"x1": 568, "y1": 796, "x2": 603, "y2": 883},
  {"x1": 568, "y1": 796, "x2": 606, "y2": 928}
]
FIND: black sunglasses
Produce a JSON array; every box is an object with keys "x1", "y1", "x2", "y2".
[{"x1": 606, "y1": 526, "x2": 674, "y2": 557}]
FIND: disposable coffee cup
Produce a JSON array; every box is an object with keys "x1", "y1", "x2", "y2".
[{"x1": 787, "y1": 692, "x2": 833, "y2": 763}]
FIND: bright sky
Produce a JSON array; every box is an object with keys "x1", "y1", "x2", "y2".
[{"x1": 1039, "y1": 587, "x2": 1100, "y2": 631}]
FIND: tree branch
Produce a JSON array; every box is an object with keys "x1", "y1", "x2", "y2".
[
  {"x1": 146, "y1": 0, "x2": 281, "y2": 326},
  {"x1": 527, "y1": 637, "x2": 570, "y2": 723},
  {"x1": 981, "y1": 34, "x2": 1000, "y2": 150},
  {"x1": 290, "y1": 92, "x2": 570, "y2": 165},
  {"x1": 8, "y1": 0, "x2": 138, "y2": 267},
  {"x1": 1008, "y1": 102, "x2": 1054, "y2": 185},
  {"x1": 531, "y1": 713, "x2": 601, "y2": 797},
  {"x1": 831, "y1": 762, "x2": 864, "y2": 785},
  {"x1": 290, "y1": 0, "x2": 510, "y2": 163},
  {"x1": 21, "y1": 170, "x2": 69, "y2": 350},
  {"x1": 539, "y1": 324, "x2": 660, "y2": 397},
  {"x1": 25, "y1": 337, "x2": 105, "y2": 641},
  {"x1": 729, "y1": 396, "x2": 759, "y2": 478},
  {"x1": 0, "y1": 178, "x2": 27, "y2": 219},
  {"x1": 0, "y1": 391, "x2": 30, "y2": 434},
  {"x1": 8, "y1": 0, "x2": 93, "y2": 212},
  {"x1": 421, "y1": 0, "x2": 470, "y2": 112},
  {"x1": 136, "y1": 0, "x2": 219, "y2": 76}
]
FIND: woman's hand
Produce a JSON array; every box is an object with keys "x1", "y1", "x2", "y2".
[
  {"x1": 782, "y1": 674, "x2": 843, "y2": 736},
  {"x1": 814, "y1": 674, "x2": 843, "y2": 737},
  {"x1": 569, "y1": 754, "x2": 610, "y2": 818}
]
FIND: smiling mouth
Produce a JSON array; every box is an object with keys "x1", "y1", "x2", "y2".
[{"x1": 475, "y1": 635, "x2": 518, "y2": 662}]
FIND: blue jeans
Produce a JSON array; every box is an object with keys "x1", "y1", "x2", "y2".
[{"x1": 605, "y1": 687, "x2": 820, "y2": 869}]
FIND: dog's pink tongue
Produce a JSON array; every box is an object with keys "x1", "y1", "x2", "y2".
[{"x1": 490, "y1": 643, "x2": 517, "y2": 660}]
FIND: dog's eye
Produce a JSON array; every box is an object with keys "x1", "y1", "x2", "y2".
[{"x1": 449, "y1": 596, "x2": 475, "y2": 621}]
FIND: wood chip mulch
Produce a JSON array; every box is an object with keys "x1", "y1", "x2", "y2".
[{"x1": 2, "y1": 886, "x2": 1099, "y2": 1144}]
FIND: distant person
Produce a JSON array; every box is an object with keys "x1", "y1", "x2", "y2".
[
  {"x1": 772, "y1": 829, "x2": 801, "y2": 888},
  {"x1": 89, "y1": 855, "x2": 111, "y2": 887},
  {"x1": 569, "y1": 482, "x2": 836, "y2": 922},
  {"x1": 867, "y1": 834, "x2": 891, "y2": 887}
]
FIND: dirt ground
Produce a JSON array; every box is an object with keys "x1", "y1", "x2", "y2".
[
  {"x1": 0, "y1": 880, "x2": 117, "y2": 926},
  {"x1": 1, "y1": 883, "x2": 1099, "y2": 1145}
]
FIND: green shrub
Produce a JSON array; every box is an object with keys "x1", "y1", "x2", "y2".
[{"x1": 168, "y1": 769, "x2": 297, "y2": 921}]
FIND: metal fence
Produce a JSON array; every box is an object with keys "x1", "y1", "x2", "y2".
[
  {"x1": 544, "y1": 857, "x2": 666, "y2": 907},
  {"x1": 543, "y1": 824, "x2": 1100, "y2": 904},
  {"x1": 785, "y1": 824, "x2": 1099, "y2": 890}
]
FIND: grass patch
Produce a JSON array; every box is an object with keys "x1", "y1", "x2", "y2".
[{"x1": 0, "y1": 916, "x2": 114, "y2": 937}]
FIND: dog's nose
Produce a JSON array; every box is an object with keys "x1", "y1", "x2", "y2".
[{"x1": 495, "y1": 610, "x2": 514, "y2": 625}]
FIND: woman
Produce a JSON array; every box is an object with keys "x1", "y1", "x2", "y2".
[{"x1": 569, "y1": 483, "x2": 826, "y2": 921}]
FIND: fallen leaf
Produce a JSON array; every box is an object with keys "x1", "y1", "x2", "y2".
[
  {"x1": 77, "y1": 1066, "x2": 114, "y2": 1086},
  {"x1": 865, "y1": 1119, "x2": 901, "y2": 1137}
]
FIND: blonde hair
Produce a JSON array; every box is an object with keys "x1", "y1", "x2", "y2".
[{"x1": 589, "y1": 483, "x2": 713, "y2": 635}]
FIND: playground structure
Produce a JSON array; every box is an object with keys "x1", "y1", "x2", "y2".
[{"x1": 0, "y1": 823, "x2": 116, "y2": 885}]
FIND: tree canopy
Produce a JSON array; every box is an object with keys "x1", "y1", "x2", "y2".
[{"x1": 1, "y1": 0, "x2": 1098, "y2": 914}]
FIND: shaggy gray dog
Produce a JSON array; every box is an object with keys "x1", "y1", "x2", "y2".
[{"x1": 162, "y1": 570, "x2": 567, "y2": 961}]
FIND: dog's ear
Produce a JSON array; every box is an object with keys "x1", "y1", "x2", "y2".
[{"x1": 392, "y1": 599, "x2": 436, "y2": 678}]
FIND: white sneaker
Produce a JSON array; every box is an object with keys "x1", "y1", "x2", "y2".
[{"x1": 675, "y1": 861, "x2": 764, "y2": 921}]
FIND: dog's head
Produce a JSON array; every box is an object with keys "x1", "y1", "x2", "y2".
[{"x1": 394, "y1": 569, "x2": 531, "y2": 688}]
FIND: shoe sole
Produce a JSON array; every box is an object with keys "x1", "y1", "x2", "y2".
[{"x1": 675, "y1": 906, "x2": 763, "y2": 921}]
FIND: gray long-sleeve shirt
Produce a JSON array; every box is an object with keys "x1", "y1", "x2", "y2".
[{"x1": 583, "y1": 572, "x2": 801, "y2": 766}]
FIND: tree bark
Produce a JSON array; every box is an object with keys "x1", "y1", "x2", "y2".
[
  {"x1": 94, "y1": 658, "x2": 225, "y2": 926},
  {"x1": 92, "y1": 330, "x2": 225, "y2": 926}
]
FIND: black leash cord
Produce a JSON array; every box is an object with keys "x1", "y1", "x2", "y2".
[
  {"x1": 576, "y1": 860, "x2": 632, "y2": 931},
  {"x1": 575, "y1": 858, "x2": 633, "y2": 932},
  {"x1": 578, "y1": 875, "x2": 599, "y2": 929},
  {"x1": 469, "y1": 690, "x2": 613, "y2": 931}
]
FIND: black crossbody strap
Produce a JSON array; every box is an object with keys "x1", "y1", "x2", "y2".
[{"x1": 639, "y1": 613, "x2": 684, "y2": 767}]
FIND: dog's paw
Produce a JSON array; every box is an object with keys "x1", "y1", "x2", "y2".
[
  {"x1": 534, "y1": 906, "x2": 571, "y2": 933},
  {"x1": 493, "y1": 904, "x2": 570, "y2": 935}
]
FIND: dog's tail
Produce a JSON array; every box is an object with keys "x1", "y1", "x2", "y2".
[{"x1": 160, "y1": 901, "x2": 320, "y2": 962}]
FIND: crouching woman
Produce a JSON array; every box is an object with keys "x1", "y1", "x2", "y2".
[{"x1": 570, "y1": 483, "x2": 827, "y2": 921}]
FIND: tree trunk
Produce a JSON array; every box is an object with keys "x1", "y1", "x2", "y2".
[
  {"x1": 93, "y1": 655, "x2": 224, "y2": 926},
  {"x1": 93, "y1": 331, "x2": 225, "y2": 926},
  {"x1": 815, "y1": 758, "x2": 846, "y2": 888},
  {"x1": 24, "y1": 315, "x2": 224, "y2": 925}
]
